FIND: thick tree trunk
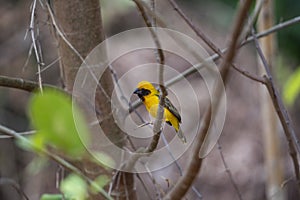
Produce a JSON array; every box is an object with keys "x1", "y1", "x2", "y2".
[
  {"x1": 53, "y1": 0, "x2": 105, "y2": 92},
  {"x1": 53, "y1": 1, "x2": 136, "y2": 199}
]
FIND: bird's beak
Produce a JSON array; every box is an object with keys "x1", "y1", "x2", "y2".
[{"x1": 133, "y1": 88, "x2": 141, "y2": 95}]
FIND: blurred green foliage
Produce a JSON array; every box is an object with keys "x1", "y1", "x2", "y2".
[
  {"x1": 27, "y1": 89, "x2": 90, "y2": 158},
  {"x1": 40, "y1": 194, "x2": 64, "y2": 200},
  {"x1": 60, "y1": 174, "x2": 88, "y2": 200},
  {"x1": 90, "y1": 175, "x2": 110, "y2": 195},
  {"x1": 275, "y1": 0, "x2": 300, "y2": 64},
  {"x1": 283, "y1": 66, "x2": 300, "y2": 106}
]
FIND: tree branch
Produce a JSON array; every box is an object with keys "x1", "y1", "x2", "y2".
[
  {"x1": 164, "y1": 0, "x2": 253, "y2": 199},
  {"x1": 0, "y1": 75, "x2": 62, "y2": 92},
  {"x1": 27, "y1": 0, "x2": 43, "y2": 92},
  {"x1": 0, "y1": 178, "x2": 29, "y2": 200},
  {"x1": 252, "y1": 29, "x2": 300, "y2": 184},
  {"x1": 0, "y1": 124, "x2": 113, "y2": 200},
  {"x1": 129, "y1": 15, "x2": 300, "y2": 113},
  {"x1": 168, "y1": 0, "x2": 299, "y2": 190},
  {"x1": 167, "y1": 0, "x2": 265, "y2": 84},
  {"x1": 217, "y1": 142, "x2": 243, "y2": 200},
  {"x1": 133, "y1": 0, "x2": 166, "y2": 152}
]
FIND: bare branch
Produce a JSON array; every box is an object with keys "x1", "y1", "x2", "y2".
[
  {"x1": 167, "y1": 0, "x2": 264, "y2": 84},
  {"x1": 217, "y1": 142, "x2": 243, "y2": 200},
  {"x1": 0, "y1": 130, "x2": 35, "y2": 139},
  {"x1": 231, "y1": 64, "x2": 266, "y2": 84},
  {"x1": 171, "y1": 0, "x2": 299, "y2": 190},
  {"x1": 241, "y1": 0, "x2": 264, "y2": 39},
  {"x1": 167, "y1": 0, "x2": 222, "y2": 56},
  {"x1": 243, "y1": 16, "x2": 300, "y2": 46},
  {"x1": 0, "y1": 75, "x2": 63, "y2": 92},
  {"x1": 252, "y1": 29, "x2": 300, "y2": 185},
  {"x1": 38, "y1": 56, "x2": 61, "y2": 74},
  {"x1": 0, "y1": 178, "x2": 29, "y2": 200},
  {"x1": 28, "y1": 0, "x2": 43, "y2": 92},
  {"x1": 129, "y1": 15, "x2": 300, "y2": 113},
  {"x1": 164, "y1": 1, "x2": 253, "y2": 198},
  {"x1": 133, "y1": 0, "x2": 166, "y2": 152}
]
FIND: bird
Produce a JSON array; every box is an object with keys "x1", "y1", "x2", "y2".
[{"x1": 133, "y1": 81, "x2": 187, "y2": 143}]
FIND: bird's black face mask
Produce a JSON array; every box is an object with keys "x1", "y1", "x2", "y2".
[{"x1": 133, "y1": 88, "x2": 151, "y2": 101}]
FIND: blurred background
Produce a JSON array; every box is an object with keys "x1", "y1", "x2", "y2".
[{"x1": 0, "y1": 0, "x2": 300, "y2": 199}]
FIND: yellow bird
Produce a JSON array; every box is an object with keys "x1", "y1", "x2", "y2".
[{"x1": 133, "y1": 81, "x2": 186, "y2": 143}]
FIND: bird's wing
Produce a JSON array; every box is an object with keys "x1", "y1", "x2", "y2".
[{"x1": 164, "y1": 97, "x2": 181, "y2": 123}]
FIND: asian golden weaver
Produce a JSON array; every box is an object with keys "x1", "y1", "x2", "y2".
[{"x1": 133, "y1": 81, "x2": 187, "y2": 143}]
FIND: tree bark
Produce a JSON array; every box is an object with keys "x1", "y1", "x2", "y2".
[{"x1": 52, "y1": 0, "x2": 136, "y2": 199}]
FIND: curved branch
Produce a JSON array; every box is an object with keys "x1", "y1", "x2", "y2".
[
  {"x1": 133, "y1": 0, "x2": 166, "y2": 152},
  {"x1": 0, "y1": 124, "x2": 113, "y2": 200},
  {"x1": 164, "y1": 0, "x2": 253, "y2": 199},
  {"x1": 252, "y1": 27, "x2": 300, "y2": 185},
  {"x1": 0, "y1": 178, "x2": 29, "y2": 200},
  {"x1": 0, "y1": 75, "x2": 63, "y2": 92},
  {"x1": 129, "y1": 15, "x2": 300, "y2": 113}
]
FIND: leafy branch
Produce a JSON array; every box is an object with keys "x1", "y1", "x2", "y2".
[{"x1": 0, "y1": 124, "x2": 112, "y2": 200}]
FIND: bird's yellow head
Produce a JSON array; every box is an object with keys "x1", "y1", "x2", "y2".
[{"x1": 133, "y1": 81, "x2": 159, "y2": 101}]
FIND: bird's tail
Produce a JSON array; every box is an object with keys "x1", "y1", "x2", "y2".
[{"x1": 177, "y1": 128, "x2": 187, "y2": 144}]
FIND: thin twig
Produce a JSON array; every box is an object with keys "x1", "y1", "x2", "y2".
[
  {"x1": 169, "y1": 1, "x2": 299, "y2": 190},
  {"x1": 241, "y1": 0, "x2": 264, "y2": 39},
  {"x1": 167, "y1": 0, "x2": 220, "y2": 56},
  {"x1": 133, "y1": 0, "x2": 166, "y2": 152},
  {"x1": 45, "y1": 2, "x2": 111, "y2": 103},
  {"x1": 242, "y1": 15, "x2": 300, "y2": 46},
  {"x1": 150, "y1": 0, "x2": 156, "y2": 27},
  {"x1": 160, "y1": 133, "x2": 203, "y2": 199},
  {"x1": 45, "y1": 2, "x2": 84, "y2": 62},
  {"x1": 145, "y1": 164, "x2": 163, "y2": 200},
  {"x1": 118, "y1": 0, "x2": 170, "y2": 175},
  {"x1": 108, "y1": 65, "x2": 141, "y2": 151},
  {"x1": 231, "y1": 64, "x2": 265, "y2": 84},
  {"x1": 129, "y1": 15, "x2": 300, "y2": 112},
  {"x1": 0, "y1": 130, "x2": 35, "y2": 139},
  {"x1": 38, "y1": 56, "x2": 61, "y2": 74},
  {"x1": 28, "y1": 0, "x2": 43, "y2": 92},
  {"x1": 0, "y1": 125, "x2": 113, "y2": 200},
  {"x1": 264, "y1": 75, "x2": 300, "y2": 187},
  {"x1": 217, "y1": 142, "x2": 243, "y2": 200},
  {"x1": 22, "y1": 43, "x2": 33, "y2": 71},
  {"x1": 251, "y1": 28, "x2": 300, "y2": 185},
  {"x1": 0, "y1": 178, "x2": 29, "y2": 200},
  {"x1": 167, "y1": 0, "x2": 264, "y2": 84},
  {"x1": 164, "y1": 1, "x2": 253, "y2": 199}
]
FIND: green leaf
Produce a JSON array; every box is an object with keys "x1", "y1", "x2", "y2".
[
  {"x1": 60, "y1": 174, "x2": 88, "y2": 200},
  {"x1": 283, "y1": 67, "x2": 300, "y2": 106},
  {"x1": 40, "y1": 194, "x2": 63, "y2": 200},
  {"x1": 90, "y1": 175, "x2": 110, "y2": 194},
  {"x1": 29, "y1": 89, "x2": 90, "y2": 157}
]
